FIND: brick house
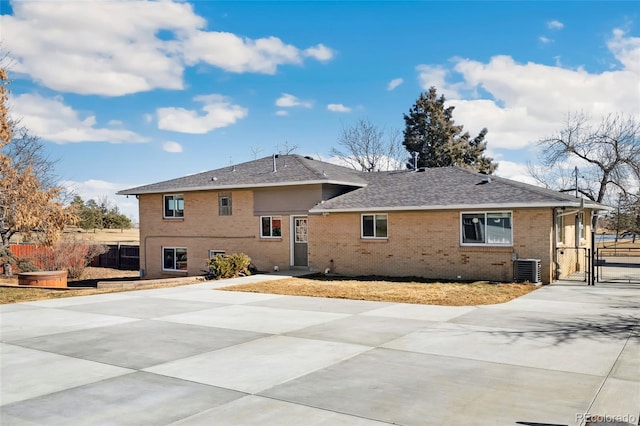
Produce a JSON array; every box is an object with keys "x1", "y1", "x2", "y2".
[{"x1": 119, "y1": 154, "x2": 608, "y2": 284}]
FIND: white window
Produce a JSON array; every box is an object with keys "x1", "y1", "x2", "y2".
[
  {"x1": 362, "y1": 214, "x2": 388, "y2": 239},
  {"x1": 579, "y1": 212, "x2": 586, "y2": 241},
  {"x1": 555, "y1": 215, "x2": 564, "y2": 245},
  {"x1": 209, "y1": 250, "x2": 226, "y2": 258},
  {"x1": 164, "y1": 194, "x2": 184, "y2": 218},
  {"x1": 461, "y1": 212, "x2": 512, "y2": 245},
  {"x1": 261, "y1": 216, "x2": 282, "y2": 238},
  {"x1": 163, "y1": 247, "x2": 187, "y2": 271}
]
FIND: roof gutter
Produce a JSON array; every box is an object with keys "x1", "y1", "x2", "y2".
[{"x1": 310, "y1": 200, "x2": 611, "y2": 213}]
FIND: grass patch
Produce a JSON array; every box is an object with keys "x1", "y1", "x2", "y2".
[
  {"x1": 218, "y1": 275, "x2": 537, "y2": 306},
  {"x1": 0, "y1": 282, "x2": 200, "y2": 304},
  {"x1": 0, "y1": 267, "x2": 190, "y2": 304}
]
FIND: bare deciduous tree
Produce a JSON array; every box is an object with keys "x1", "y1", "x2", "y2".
[
  {"x1": 277, "y1": 141, "x2": 298, "y2": 155},
  {"x1": 331, "y1": 118, "x2": 404, "y2": 172},
  {"x1": 529, "y1": 112, "x2": 640, "y2": 204}
]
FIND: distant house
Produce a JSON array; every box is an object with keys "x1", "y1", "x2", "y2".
[{"x1": 118, "y1": 154, "x2": 608, "y2": 284}]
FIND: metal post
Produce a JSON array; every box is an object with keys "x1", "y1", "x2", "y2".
[{"x1": 590, "y1": 212, "x2": 597, "y2": 286}]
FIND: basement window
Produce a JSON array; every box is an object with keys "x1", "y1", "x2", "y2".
[{"x1": 163, "y1": 247, "x2": 187, "y2": 272}]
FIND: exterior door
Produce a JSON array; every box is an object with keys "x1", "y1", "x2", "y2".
[{"x1": 293, "y1": 216, "x2": 308, "y2": 266}]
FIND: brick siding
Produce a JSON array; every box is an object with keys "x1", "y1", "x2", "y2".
[
  {"x1": 138, "y1": 190, "x2": 291, "y2": 279},
  {"x1": 308, "y1": 208, "x2": 556, "y2": 284}
]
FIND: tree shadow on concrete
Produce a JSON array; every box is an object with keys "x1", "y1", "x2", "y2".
[{"x1": 487, "y1": 311, "x2": 639, "y2": 345}]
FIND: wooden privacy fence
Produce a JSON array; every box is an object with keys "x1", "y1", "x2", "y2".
[
  {"x1": 7, "y1": 244, "x2": 52, "y2": 269},
  {"x1": 91, "y1": 244, "x2": 140, "y2": 271},
  {"x1": 8, "y1": 243, "x2": 139, "y2": 271}
]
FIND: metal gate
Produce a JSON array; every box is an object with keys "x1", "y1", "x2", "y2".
[
  {"x1": 556, "y1": 247, "x2": 591, "y2": 283},
  {"x1": 596, "y1": 247, "x2": 640, "y2": 284}
]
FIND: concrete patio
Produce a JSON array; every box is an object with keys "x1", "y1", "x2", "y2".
[{"x1": 1, "y1": 274, "x2": 638, "y2": 425}]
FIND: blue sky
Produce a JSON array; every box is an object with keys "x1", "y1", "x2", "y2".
[{"x1": 2, "y1": 1, "x2": 639, "y2": 220}]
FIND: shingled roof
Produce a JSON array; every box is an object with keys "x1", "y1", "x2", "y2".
[
  {"x1": 119, "y1": 155, "x2": 609, "y2": 211},
  {"x1": 118, "y1": 154, "x2": 368, "y2": 195},
  {"x1": 310, "y1": 167, "x2": 610, "y2": 212}
]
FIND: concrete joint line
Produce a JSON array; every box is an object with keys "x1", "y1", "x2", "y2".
[{"x1": 580, "y1": 317, "x2": 640, "y2": 426}]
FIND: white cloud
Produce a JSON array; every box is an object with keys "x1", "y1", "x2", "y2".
[
  {"x1": 539, "y1": 36, "x2": 553, "y2": 44},
  {"x1": 275, "y1": 93, "x2": 313, "y2": 108},
  {"x1": 387, "y1": 78, "x2": 404, "y2": 91},
  {"x1": 62, "y1": 179, "x2": 140, "y2": 220},
  {"x1": 547, "y1": 20, "x2": 564, "y2": 30},
  {"x1": 2, "y1": 0, "x2": 200, "y2": 96},
  {"x1": 144, "y1": 113, "x2": 154, "y2": 124},
  {"x1": 608, "y1": 28, "x2": 640, "y2": 72},
  {"x1": 327, "y1": 103, "x2": 351, "y2": 113},
  {"x1": 303, "y1": 44, "x2": 334, "y2": 62},
  {"x1": 2, "y1": 0, "x2": 335, "y2": 96},
  {"x1": 416, "y1": 64, "x2": 464, "y2": 99},
  {"x1": 162, "y1": 141, "x2": 183, "y2": 153},
  {"x1": 10, "y1": 93, "x2": 148, "y2": 144},
  {"x1": 414, "y1": 29, "x2": 640, "y2": 152},
  {"x1": 183, "y1": 33, "x2": 302, "y2": 74},
  {"x1": 493, "y1": 160, "x2": 539, "y2": 186},
  {"x1": 157, "y1": 94, "x2": 248, "y2": 134},
  {"x1": 275, "y1": 110, "x2": 289, "y2": 116}
]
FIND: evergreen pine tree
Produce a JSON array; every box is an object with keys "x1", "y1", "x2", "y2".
[{"x1": 402, "y1": 86, "x2": 496, "y2": 173}]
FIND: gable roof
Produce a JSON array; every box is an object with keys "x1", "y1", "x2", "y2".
[
  {"x1": 119, "y1": 154, "x2": 610, "y2": 211},
  {"x1": 310, "y1": 167, "x2": 610, "y2": 212},
  {"x1": 118, "y1": 154, "x2": 368, "y2": 195}
]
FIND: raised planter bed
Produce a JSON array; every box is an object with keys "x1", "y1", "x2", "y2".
[{"x1": 18, "y1": 271, "x2": 68, "y2": 288}]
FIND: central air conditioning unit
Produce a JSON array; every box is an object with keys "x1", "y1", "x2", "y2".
[{"x1": 514, "y1": 259, "x2": 541, "y2": 283}]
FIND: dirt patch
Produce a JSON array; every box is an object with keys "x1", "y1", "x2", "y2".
[
  {"x1": 219, "y1": 275, "x2": 538, "y2": 306},
  {"x1": 1, "y1": 267, "x2": 148, "y2": 304}
]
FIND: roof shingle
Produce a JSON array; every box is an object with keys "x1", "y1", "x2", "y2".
[{"x1": 118, "y1": 154, "x2": 367, "y2": 195}]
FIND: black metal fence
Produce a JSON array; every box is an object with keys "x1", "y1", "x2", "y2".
[
  {"x1": 91, "y1": 244, "x2": 139, "y2": 270},
  {"x1": 596, "y1": 247, "x2": 640, "y2": 284}
]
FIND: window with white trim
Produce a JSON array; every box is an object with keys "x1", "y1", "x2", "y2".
[
  {"x1": 261, "y1": 216, "x2": 282, "y2": 238},
  {"x1": 164, "y1": 194, "x2": 184, "y2": 218},
  {"x1": 209, "y1": 250, "x2": 226, "y2": 258},
  {"x1": 218, "y1": 192, "x2": 232, "y2": 216},
  {"x1": 163, "y1": 247, "x2": 187, "y2": 271},
  {"x1": 461, "y1": 212, "x2": 512, "y2": 245},
  {"x1": 555, "y1": 215, "x2": 564, "y2": 245},
  {"x1": 578, "y1": 212, "x2": 586, "y2": 241},
  {"x1": 362, "y1": 214, "x2": 388, "y2": 239}
]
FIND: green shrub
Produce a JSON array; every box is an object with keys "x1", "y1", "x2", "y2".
[{"x1": 206, "y1": 253, "x2": 252, "y2": 279}]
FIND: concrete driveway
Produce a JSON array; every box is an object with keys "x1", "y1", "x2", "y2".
[{"x1": 1, "y1": 275, "x2": 638, "y2": 426}]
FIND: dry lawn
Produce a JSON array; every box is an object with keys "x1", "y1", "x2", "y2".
[
  {"x1": 0, "y1": 282, "x2": 202, "y2": 304},
  {"x1": 2, "y1": 267, "x2": 155, "y2": 304},
  {"x1": 219, "y1": 276, "x2": 537, "y2": 306}
]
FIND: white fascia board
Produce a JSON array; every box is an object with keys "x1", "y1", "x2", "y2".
[
  {"x1": 117, "y1": 180, "x2": 367, "y2": 195},
  {"x1": 309, "y1": 201, "x2": 606, "y2": 213}
]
